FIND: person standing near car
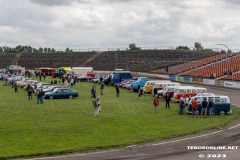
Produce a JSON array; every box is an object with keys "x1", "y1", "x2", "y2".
[
  {"x1": 208, "y1": 98, "x2": 215, "y2": 117},
  {"x1": 192, "y1": 98, "x2": 198, "y2": 118},
  {"x1": 115, "y1": 84, "x2": 120, "y2": 97},
  {"x1": 165, "y1": 94, "x2": 171, "y2": 109},
  {"x1": 179, "y1": 97, "x2": 185, "y2": 115},
  {"x1": 201, "y1": 98, "x2": 208, "y2": 118},
  {"x1": 138, "y1": 86, "x2": 144, "y2": 99},
  {"x1": 27, "y1": 84, "x2": 33, "y2": 100}
]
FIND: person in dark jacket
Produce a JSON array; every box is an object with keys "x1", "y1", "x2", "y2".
[
  {"x1": 201, "y1": 98, "x2": 208, "y2": 118},
  {"x1": 179, "y1": 97, "x2": 185, "y2": 115},
  {"x1": 165, "y1": 94, "x2": 171, "y2": 109},
  {"x1": 115, "y1": 84, "x2": 120, "y2": 97}
]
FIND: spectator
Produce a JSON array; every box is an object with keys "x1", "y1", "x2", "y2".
[
  {"x1": 100, "y1": 82, "x2": 104, "y2": 95},
  {"x1": 138, "y1": 86, "x2": 144, "y2": 99},
  {"x1": 165, "y1": 94, "x2": 171, "y2": 109},
  {"x1": 208, "y1": 98, "x2": 215, "y2": 117},
  {"x1": 26, "y1": 84, "x2": 33, "y2": 100},
  {"x1": 92, "y1": 97, "x2": 99, "y2": 117},
  {"x1": 153, "y1": 87, "x2": 158, "y2": 97},
  {"x1": 64, "y1": 79, "x2": 69, "y2": 87},
  {"x1": 115, "y1": 84, "x2": 120, "y2": 97},
  {"x1": 40, "y1": 89, "x2": 45, "y2": 104},
  {"x1": 91, "y1": 85, "x2": 96, "y2": 98},
  {"x1": 179, "y1": 97, "x2": 185, "y2": 115},
  {"x1": 96, "y1": 96, "x2": 101, "y2": 113},
  {"x1": 37, "y1": 89, "x2": 45, "y2": 104},
  {"x1": 43, "y1": 73, "x2": 46, "y2": 81},
  {"x1": 153, "y1": 94, "x2": 159, "y2": 113},
  {"x1": 201, "y1": 98, "x2": 208, "y2": 118},
  {"x1": 14, "y1": 82, "x2": 18, "y2": 93},
  {"x1": 39, "y1": 73, "x2": 42, "y2": 81},
  {"x1": 70, "y1": 77, "x2": 74, "y2": 87},
  {"x1": 192, "y1": 98, "x2": 198, "y2": 118},
  {"x1": 100, "y1": 76, "x2": 103, "y2": 83}
]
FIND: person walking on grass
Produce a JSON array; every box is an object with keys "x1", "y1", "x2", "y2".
[
  {"x1": 201, "y1": 98, "x2": 208, "y2": 118},
  {"x1": 91, "y1": 85, "x2": 96, "y2": 98},
  {"x1": 14, "y1": 82, "x2": 18, "y2": 93},
  {"x1": 165, "y1": 94, "x2": 171, "y2": 109},
  {"x1": 100, "y1": 82, "x2": 104, "y2": 95},
  {"x1": 153, "y1": 94, "x2": 159, "y2": 113},
  {"x1": 43, "y1": 73, "x2": 46, "y2": 81},
  {"x1": 115, "y1": 84, "x2": 120, "y2": 97},
  {"x1": 27, "y1": 84, "x2": 33, "y2": 100},
  {"x1": 92, "y1": 97, "x2": 99, "y2": 117},
  {"x1": 96, "y1": 96, "x2": 101, "y2": 113},
  {"x1": 138, "y1": 86, "x2": 144, "y2": 99}
]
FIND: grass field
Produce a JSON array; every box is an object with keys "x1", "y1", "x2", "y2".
[{"x1": 0, "y1": 76, "x2": 239, "y2": 159}]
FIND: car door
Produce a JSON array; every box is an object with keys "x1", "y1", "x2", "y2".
[
  {"x1": 55, "y1": 89, "x2": 63, "y2": 98},
  {"x1": 62, "y1": 89, "x2": 70, "y2": 98}
]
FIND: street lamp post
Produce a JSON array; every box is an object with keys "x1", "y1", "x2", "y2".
[{"x1": 216, "y1": 44, "x2": 233, "y2": 81}]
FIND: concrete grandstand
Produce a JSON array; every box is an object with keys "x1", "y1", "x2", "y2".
[{"x1": 0, "y1": 49, "x2": 239, "y2": 81}]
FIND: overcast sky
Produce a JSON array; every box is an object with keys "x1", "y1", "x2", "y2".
[{"x1": 0, "y1": 0, "x2": 240, "y2": 51}]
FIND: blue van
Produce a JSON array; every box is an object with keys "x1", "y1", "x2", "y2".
[
  {"x1": 104, "y1": 71, "x2": 133, "y2": 85},
  {"x1": 187, "y1": 93, "x2": 232, "y2": 115}
]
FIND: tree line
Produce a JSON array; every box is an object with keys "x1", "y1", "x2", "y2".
[
  {"x1": 0, "y1": 42, "x2": 219, "y2": 53},
  {"x1": 129, "y1": 42, "x2": 216, "y2": 52},
  {"x1": 0, "y1": 45, "x2": 73, "y2": 53}
]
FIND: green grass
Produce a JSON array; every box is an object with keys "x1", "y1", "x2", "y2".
[{"x1": 0, "y1": 77, "x2": 239, "y2": 159}]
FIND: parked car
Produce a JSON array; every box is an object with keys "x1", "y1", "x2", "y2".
[
  {"x1": 131, "y1": 77, "x2": 149, "y2": 92},
  {"x1": 44, "y1": 88, "x2": 79, "y2": 99},
  {"x1": 76, "y1": 75, "x2": 93, "y2": 82},
  {"x1": 42, "y1": 85, "x2": 65, "y2": 93},
  {"x1": 187, "y1": 93, "x2": 231, "y2": 115},
  {"x1": 92, "y1": 77, "x2": 101, "y2": 83}
]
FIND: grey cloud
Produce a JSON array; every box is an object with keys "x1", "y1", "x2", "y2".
[
  {"x1": 30, "y1": 0, "x2": 88, "y2": 6},
  {"x1": 224, "y1": 0, "x2": 240, "y2": 5}
]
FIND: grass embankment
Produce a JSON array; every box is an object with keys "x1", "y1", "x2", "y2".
[{"x1": 0, "y1": 77, "x2": 239, "y2": 159}]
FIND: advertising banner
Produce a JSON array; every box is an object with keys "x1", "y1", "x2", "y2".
[
  {"x1": 215, "y1": 80, "x2": 224, "y2": 86},
  {"x1": 176, "y1": 76, "x2": 184, "y2": 82},
  {"x1": 223, "y1": 81, "x2": 240, "y2": 88},
  {"x1": 203, "y1": 79, "x2": 215, "y2": 85},
  {"x1": 192, "y1": 77, "x2": 203, "y2": 84},
  {"x1": 169, "y1": 75, "x2": 176, "y2": 81},
  {"x1": 184, "y1": 76, "x2": 193, "y2": 83}
]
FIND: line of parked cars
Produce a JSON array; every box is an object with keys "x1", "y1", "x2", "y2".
[
  {"x1": 2, "y1": 74, "x2": 79, "y2": 100},
  {"x1": 115, "y1": 76, "x2": 232, "y2": 115}
]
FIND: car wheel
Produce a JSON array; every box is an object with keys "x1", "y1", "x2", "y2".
[
  {"x1": 49, "y1": 96, "x2": 53, "y2": 100},
  {"x1": 219, "y1": 111, "x2": 225, "y2": 115},
  {"x1": 69, "y1": 95, "x2": 73, "y2": 99}
]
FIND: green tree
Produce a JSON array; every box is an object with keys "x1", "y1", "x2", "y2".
[
  {"x1": 32, "y1": 48, "x2": 38, "y2": 53},
  {"x1": 51, "y1": 48, "x2": 56, "y2": 53},
  {"x1": 38, "y1": 47, "x2": 43, "y2": 53},
  {"x1": 44, "y1": 48, "x2": 48, "y2": 53},
  {"x1": 194, "y1": 42, "x2": 203, "y2": 50},
  {"x1": 129, "y1": 43, "x2": 141, "y2": 50},
  {"x1": 65, "y1": 48, "x2": 70, "y2": 52},
  {"x1": 47, "y1": 48, "x2": 51, "y2": 53},
  {"x1": 176, "y1": 45, "x2": 190, "y2": 50}
]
